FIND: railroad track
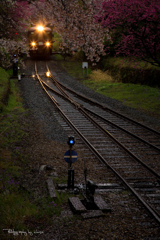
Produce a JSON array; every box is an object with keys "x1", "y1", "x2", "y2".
[{"x1": 35, "y1": 62, "x2": 160, "y2": 225}]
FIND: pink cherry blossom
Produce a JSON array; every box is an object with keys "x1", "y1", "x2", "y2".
[{"x1": 95, "y1": 0, "x2": 160, "y2": 67}]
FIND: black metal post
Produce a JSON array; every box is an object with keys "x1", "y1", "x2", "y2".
[
  {"x1": 71, "y1": 169, "x2": 74, "y2": 189},
  {"x1": 68, "y1": 169, "x2": 71, "y2": 188},
  {"x1": 67, "y1": 169, "x2": 75, "y2": 189},
  {"x1": 67, "y1": 137, "x2": 75, "y2": 189},
  {"x1": 13, "y1": 55, "x2": 18, "y2": 76}
]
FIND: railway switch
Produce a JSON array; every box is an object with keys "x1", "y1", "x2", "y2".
[{"x1": 86, "y1": 180, "x2": 97, "y2": 202}]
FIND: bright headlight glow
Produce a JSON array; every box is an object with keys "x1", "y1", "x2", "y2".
[
  {"x1": 46, "y1": 71, "x2": 50, "y2": 77},
  {"x1": 46, "y1": 41, "x2": 50, "y2": 46},
  {"x1": 31, "y1": 41, "x2": 36, "y2": 46},
  {"x1": 37, "y1": 25, "x2": 44, "y2": 31}
]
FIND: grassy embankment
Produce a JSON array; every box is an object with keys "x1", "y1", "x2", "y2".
[
  {"x1": 0, "y1": 68, "x2": 71, "y2": 238},
  {"x1": 56, "y1": 55, "x2": 160, "y2": 119},
  {"x1": 0, "y1": 68, "x2": 38, "y2": 235}
]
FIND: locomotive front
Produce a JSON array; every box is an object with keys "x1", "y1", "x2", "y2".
[{"x1": 28, "y1": 25, "x2": 53, "y2": 58}]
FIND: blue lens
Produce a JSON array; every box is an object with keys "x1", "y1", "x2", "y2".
[{"x1": 70, "y1": 140, "x2": 74, "y2": 144}]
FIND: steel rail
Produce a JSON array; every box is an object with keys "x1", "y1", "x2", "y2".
[
  {"x1": 40, "y1": 73, "x2": 160, "y2": 154},
  {"x1": 35, "y1": 62, "x2": 160, "y2": 224},
  {"x1": 38, "y1": 70, "x2": 160, "y2": 171},
  {"x1": 47, "y1": 65, "x2": 160, "y2": 137},
  {"x1": 44, "y1": 65, "x2": 160, "y2": 179},
  {"x1": 84, "y1": 107, "x2": 160, "y2": 152}
]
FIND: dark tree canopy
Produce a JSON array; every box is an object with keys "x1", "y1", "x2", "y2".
[{"x1": 95, "y1": 0, "x2": 160, "y2": 67}]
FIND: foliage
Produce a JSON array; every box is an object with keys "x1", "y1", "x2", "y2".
[
  {"x1": 0, "y1": 71, "x2": 74, "y2": 234},
  {"x1": 0, "y1": 39, "x2": 28, "y2": 69},
  {"x1": 5, "y1": 80, "x2": 24, "y2": 112},
  {"x1": 0, "y1": 76, "x2": 37, "y2": 233},
  {"x1": 0, "y1": 67, "x2": 9, "y2": 109},
  {"x1": 1, "y1": 0, "x2": 160, "y2": 70},
  {"x1": 102, "y1": 57, "x2": 160, "y2": 87},
  {"x1": 0, "y1": 193, "x2": 38, "y2": 230},
  {"x1": 0, "y1": 75, "x2": 61, "y2": 234},
  {"x1": 0, "y1": 0, "x2": 32, "y2": 39},
  {"x1": 83, "y1": 69, "x2": 160, "y2": 118},
  {"x1": 95, "y1": 0, "x2": 160, "y2": 67},
  {"x1": 0, "y1": 0, "x2": 33, "y2": 68},
  {"x1": 60, "y1": 57, "x2": 92, "y2": 79},
  {"x1": 57, "y1": 57, "x2": 160, "y2": 118},
  {"x1": 52, "y1": 32, "x2": 62, "y2": 51},
  {"x1": 89, "y1": 69, "x2": 113, "y2": 82},
  {"x1": 31, "y1": 0, "x2": 108, "y2": 64}
]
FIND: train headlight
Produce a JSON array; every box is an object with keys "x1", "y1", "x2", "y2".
[
  {"x1": 46, "y1": 41, "x2": 50, "y2": 47},
  {"x1": 31, "y1": 41, "x2": 36, "y2": 47},
  {"x1": 37, "y1": 25, "x2": 44, "y2": 31}
]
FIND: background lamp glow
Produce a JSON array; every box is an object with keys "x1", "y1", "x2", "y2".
[
  {"x1": 46, "y1": 42, "x2": 50, "y2": 46},
  {"x1": 31, "y1": 42, "x2": 36, "y2": 46},
  {"x1": 46, "y1": 72, "x2": 50, "y2": 77}
]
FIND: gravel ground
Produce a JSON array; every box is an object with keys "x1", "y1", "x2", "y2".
[{"x1": 16, "y1": 57, "x2": 160, "y2": 240}]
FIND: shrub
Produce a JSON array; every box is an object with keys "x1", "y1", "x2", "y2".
[{"x1": 103, "y1": 57, "x2": 160, "y2": 87}]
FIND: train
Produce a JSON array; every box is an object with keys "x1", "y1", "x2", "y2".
[{"x1": 28, "y1": 25, "x2": 53, "y2": 58}]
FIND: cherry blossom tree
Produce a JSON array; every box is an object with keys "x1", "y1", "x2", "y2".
[
  {"x1": 0, "y1": 0, "x2": 33, "y2": 68},
  {"x1": 95, "y1": 0, "x2": 160, "y2": 67},
  {"x1": 0, "y1": 0, "x2": 32, "y2": 39},
  {"x1": 0, "y1": 0, "x2": 109, "y2": 68},
  {"x1": 31, "y1": 0, "x2": 109, "y2": 63}
]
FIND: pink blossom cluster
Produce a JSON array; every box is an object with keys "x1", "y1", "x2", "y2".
[
  {"x1": 0, "y1": 0, "x2": 33, "y2": 69},
  {"x1": 31, "y1": 0, "x2": 109, "y2": 63},
  {"x1": 0, "y1": 39, "x2": 28, "y2": 69},
  {"x1": 0, "y1": 0, "x2": 109, "y2": 67},
  {"x1": 95, "y1": 0, "x2": 160, "y2": 66},
  {"x1": 1, "y1": 0, "x2": 160, "y2": 68}
]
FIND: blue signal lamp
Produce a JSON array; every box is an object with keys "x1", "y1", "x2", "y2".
[{"x1": 68, "y1": 136, "x2": 75, "y2": 146}]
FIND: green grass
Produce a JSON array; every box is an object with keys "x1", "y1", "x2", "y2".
[
  {"x1": 0, "y1": 76, "x2": 36, "y2": 233},
  {"x1": 83, "y1": 69, "x2": 160, "y2": 118},
  {"x1": 57, "y1": 57, "x2": 160, "y2": 119},
  {"x1": 0, "y1": 67, "x2": 9, "y2": 110},
  {"x1": 0, "y1": 72, "x2": 74, "y2": 235},
  {"x1": 59, "y1": 58, "x2": 92, "y2": 80},
  {"x1": 0, "y1": 193, "x2": 38, "y2": 230},
  {"x1": 5, "y1": 80, "x2": 24, "y2": 112},
  {"x1": 0, "y1": 67, "x2": 9, "y2": 92},
  {"x1": 103, "y1": 57, "x2": 160, "y2": 70},
  {"x1": 102, "y1": 57, "x2": 160, "y2": 86},
  {"x1": 53, "y1": 32, "x2": 62, "y2": 51}
]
